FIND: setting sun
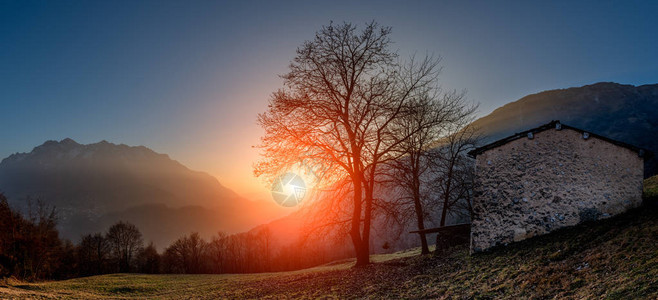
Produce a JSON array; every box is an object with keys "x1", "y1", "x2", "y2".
[{"x1": 1, "y1": 1, "x2": 657, "y2": 298}]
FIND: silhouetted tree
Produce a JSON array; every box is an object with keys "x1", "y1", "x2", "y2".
[
  {"x1": 208, "y1": 232, "x2": 227, "y2": 273},
  {"x1": 55, "y1": 240, "x2": 78, "y2": 279},
  {"x1": 0, "y1": 194, "x2": 62, "y2": 280},
  {"x1": 2, "y1": 190, "x2": 378, "y2": 278},
  {"x1": 106, "y1": 221, "x2": 143, "y2": 273},
  {"x1": 0, "y1": 193, "x2": 21, "y2": 278},
  {"x1": 257, "y1": 228, "x2": 273, "y2": 271},
  {"x1": 77, "y1": 233, "x2": 110, "y2": 276},
  {"x1": 22, "y1": 199, "x2": 62, "y2": 280},
  {"x1": 163, "y1": 232, "x2": 207, "y2": 274},
  {"x1": 256, "y1": 21, "x2": 445, "y2": 266},
  {"x1": 431, "y1": 122, "x2": 480, "y2": 227},
  {"x1": 223, "y1": 234, "x2": 245, "y2": 273},
  {"x1": 137, "y1": 242, "x2": 160, "y2": 274},
  {"x1": 387, "y1": 86, "x2": 476, "y2": 254}
]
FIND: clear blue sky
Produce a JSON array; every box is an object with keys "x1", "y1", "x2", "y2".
[{"x1": 1, "y1": 0, "x2": 657, "y2": 201}]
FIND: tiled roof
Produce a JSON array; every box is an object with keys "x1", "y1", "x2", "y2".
[{"x1": 467, "y1": 120, "x2": 653, "y2": 159}]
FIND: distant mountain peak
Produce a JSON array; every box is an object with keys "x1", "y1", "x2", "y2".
[
  {"x1": 30, "y1": 138, "x2": 81, "y2": 153},
  {"x1": 60, "y1": 137, "x2": 79, "y2": 145},
  {"x1": 0, "y1": 138, "x2": 283, "y2": 246},
  {"x1": 583, "y1": 81, "x2": 631, "y2": 88}
]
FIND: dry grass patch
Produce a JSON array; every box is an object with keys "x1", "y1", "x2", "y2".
[{"x1": 1, "y1": 193, "x2": 657, "y2": 299}]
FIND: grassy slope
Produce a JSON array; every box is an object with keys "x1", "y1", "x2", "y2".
[{"x1": 2, "y1": 178, "x2": 657, "y2": 299}]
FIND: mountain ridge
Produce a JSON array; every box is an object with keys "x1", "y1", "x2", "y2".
[
  {"x1": 471, "y1": 81, "x2": 658, "y2": 177},
  {"x1": 1, "y1": 81, "x2": 656, "y2": 251},
  {"x1": 0, "y1": 139, "x2": 285, "y2": 248}
]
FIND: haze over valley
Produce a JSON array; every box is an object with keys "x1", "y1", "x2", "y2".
[{"x1": 2, "y1": 81, "x2": 656, "y2": 251}]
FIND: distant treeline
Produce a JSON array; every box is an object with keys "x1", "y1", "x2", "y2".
[{"x1": 0, "y1": 193, "x2": 345, "y2": 281}]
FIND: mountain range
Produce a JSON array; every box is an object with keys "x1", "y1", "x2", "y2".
[
  {"x1": 0, "y1": 81, "x2": 656, "y2": 252},
  {"x1": 0, "y1": 139, "x2": 284, "y2": 248}
]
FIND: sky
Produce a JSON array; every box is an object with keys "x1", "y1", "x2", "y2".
[{"x1": 1, "y1": 0, "x2": 657, "y2": 204}]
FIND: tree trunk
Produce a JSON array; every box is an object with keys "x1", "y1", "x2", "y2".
[
  {"x1": 411, "y1": 154, "x2": 429, "y2": 255},
  {"x1": 350, "y1": 171, "x2": 368, "y2": 267},
  {"x1": 413, "y1": 194, "x2": 430, "y2": 254},
  {"x1": 358, "y1": 183, "x2": 374, "y2": 267},
  {"x1": 440, "y1": 162, "x2": 454, "y2": 227}
]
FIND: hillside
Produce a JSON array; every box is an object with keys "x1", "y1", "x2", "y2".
[
  {"x1": 0, "y1": 81, "x2": 655, "y2": 270},
  {"x1": 472, "y1": 82, "x2": 658, "y2": 177},
  {"x1": 2, "y1": 181, "x2": 656, "y2": 299},
  {"x1": 0, "y1": 139, "x2": 285, "y2": 247},
  {"x1": 0, "y1": 138, "x2": 462, "y2": 259}
]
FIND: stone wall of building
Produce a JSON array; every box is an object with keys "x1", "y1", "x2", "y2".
[{"x1": 471, "y1": 127, "x2": 644, "y2": 252}]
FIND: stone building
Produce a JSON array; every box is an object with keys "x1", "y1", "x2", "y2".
[{"x1": 467, "y1": 120, "x2": 651, "y2": 253}]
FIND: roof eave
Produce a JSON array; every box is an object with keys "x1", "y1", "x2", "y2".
[{"x1": 468, "y1": 120, "x2": 652, "y2": 159}]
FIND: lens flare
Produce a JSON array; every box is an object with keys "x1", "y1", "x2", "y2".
[{"x1": 271, "y1": 172, "x2": 306, "y2": 207}]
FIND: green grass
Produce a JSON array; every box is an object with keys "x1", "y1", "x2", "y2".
[
  {"x1": 2, "y1": 190, "x2": 657, "y2": 299},
  {"x1": 0, "y1": 249, "x2": 427, "y2": 299},
  {"x1": 644, "y1": 175, "x2": 658, "y2": 200}
]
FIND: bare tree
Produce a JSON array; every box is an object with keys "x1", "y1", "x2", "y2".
[
  {"x1": 208, "y1": 231, "x2": 227, "y2": 273},
  {"x1": 137, "y1": 242, "x2": 160, "y2": 274},
  {"x1": 0, "y1": 193, "x2": 18, "y2": 278},
  {"x1": 24, "y1": 199, "x2": 61, "y2": 280},
  {"x1": 257, "y1": 228, "x2": 273, "y2": 271},
  {"x1": 106, "y1": 221, "x2": 143, "y2": 273},
  {"x1": 0, "y1": 195, "x2": 63, "y2": 280},
  {"x1": 55, "y1": 239, "x2": 77, "y2": 279},
  {"x1": 256, "y1": 21, "x2": 442, "y2": 266},
  {"x1": 386, "y1": 85, "x2": 475, "y2": 254},
  {"x1": 77, "y1": 233, "x2": 110, "y2": 275},
  {"x1": 164, "y1": 232, "x2": 208, "y2": 274},
  {"x1": 432, "y1": 121, "x2": 480, "y2": 227}
]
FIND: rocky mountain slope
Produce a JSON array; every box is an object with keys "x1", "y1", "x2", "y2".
[{"x1": 0, "y1": 139, "x2": 283, "y2": 247}]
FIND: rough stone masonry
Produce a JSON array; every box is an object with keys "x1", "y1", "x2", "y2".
[{"x1": 468, "y1": 121, "x2": 649, "y2": 253}]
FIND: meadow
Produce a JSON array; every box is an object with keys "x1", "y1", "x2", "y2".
[{"x1": 2, "y1": 178, "x2": 657, "y2": 299}]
